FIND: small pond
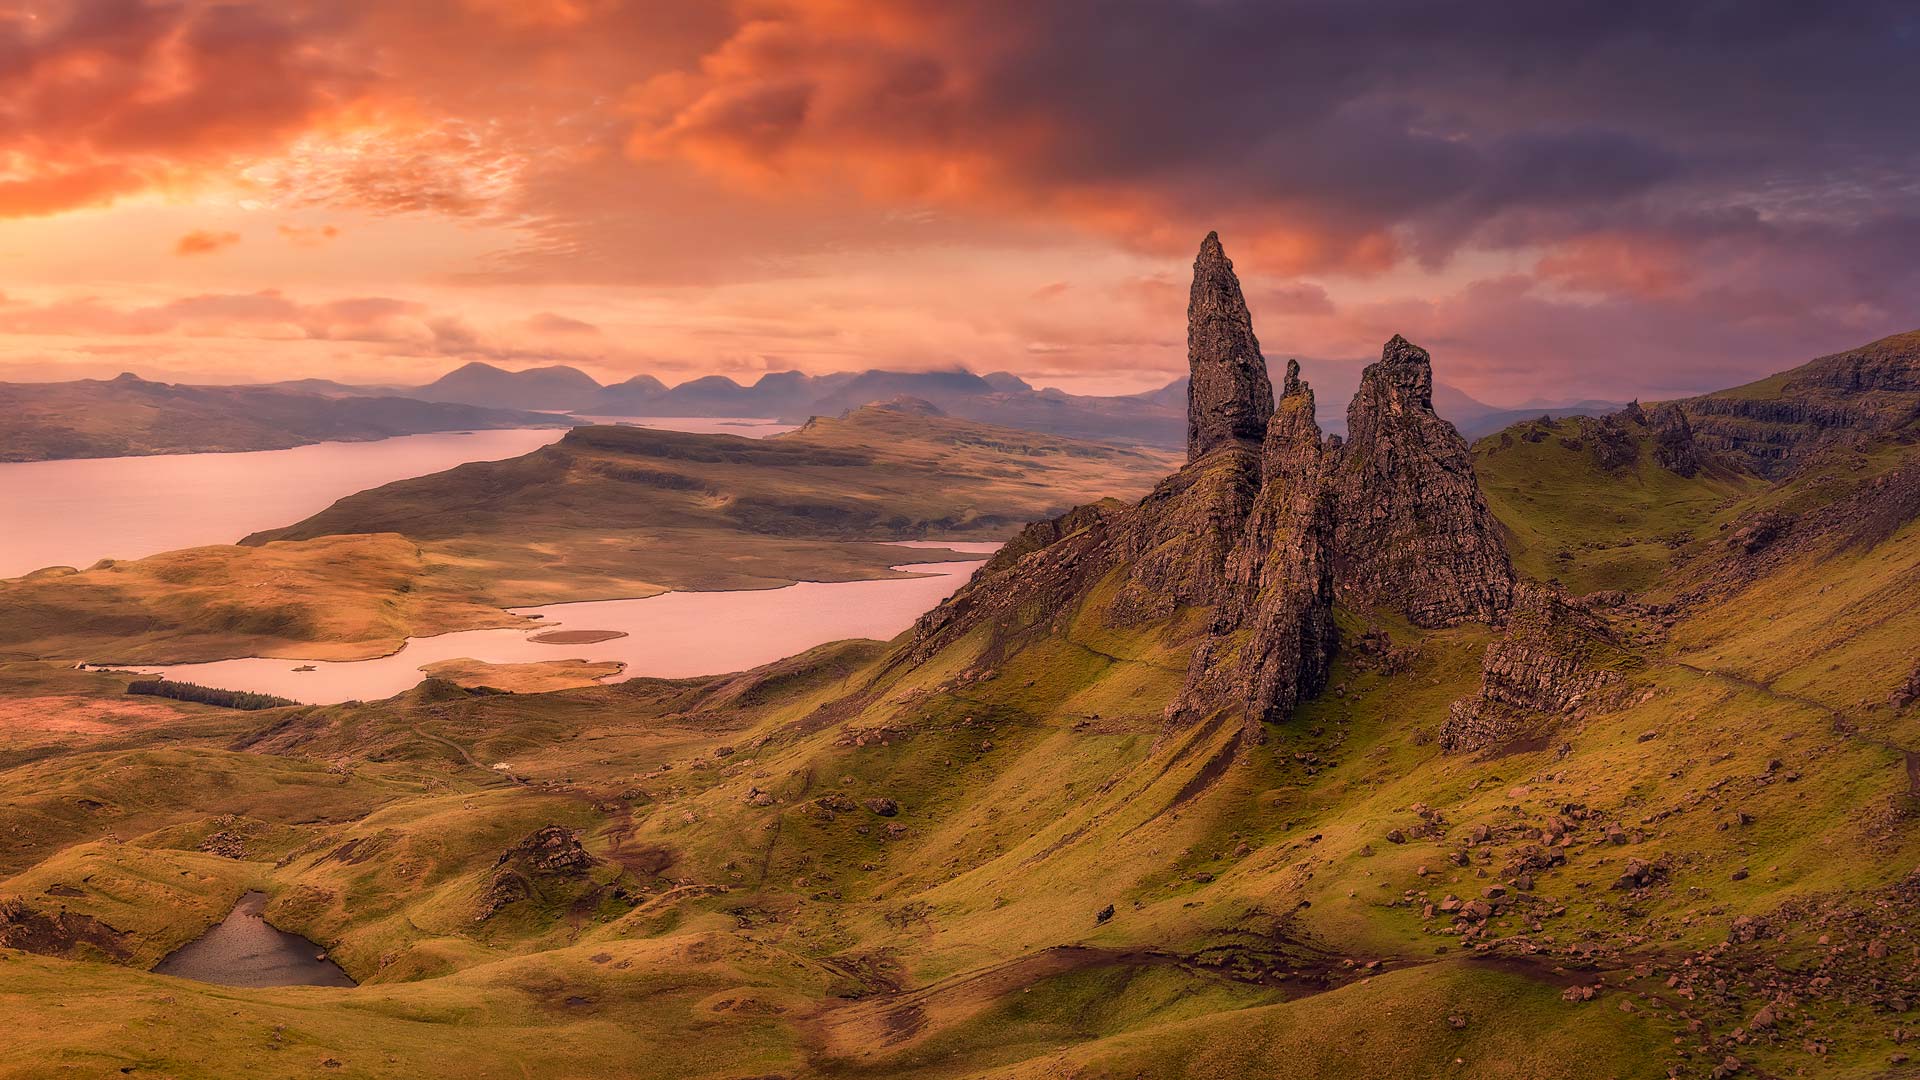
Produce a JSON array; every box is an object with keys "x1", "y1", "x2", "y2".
[{"x1": 151, "y1": 891, "x2": 356, "y2": 988}]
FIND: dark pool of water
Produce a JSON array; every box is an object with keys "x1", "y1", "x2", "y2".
[{"x1": 151, "y1": 891, "x2": 355, "y2": 988}]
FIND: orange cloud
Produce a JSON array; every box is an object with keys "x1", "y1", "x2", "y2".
[
  {"x1": 621, "y1": 1, "x2": 1403, "y2": 274},
  {"x1": 174, "y1": 229, "x2": 241, "y2": 256},
  {"x1": 276, "y1": 223, "x2": 340, "y2": 246},
  {"x1": 0, "y1": 2, "x2": 361, "y2": 220}
]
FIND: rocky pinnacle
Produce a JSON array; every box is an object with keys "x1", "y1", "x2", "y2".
[
  {"x1": 1187, "y1": 232, "x2": 1275, "y2": 461},
  {"x1": 1332, "y1": 335, "x2": 1515, "y2": 626}
]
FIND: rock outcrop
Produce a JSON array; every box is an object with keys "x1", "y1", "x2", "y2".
[
  {"x1": 1439, "y1": 583, "x2": 1627, "y2": 754},
  {"x1": 1331, "y1": 336, "x2": 1514, "y2": 626},
  {"x1": 1646, "y1": 403, "x2": 1700, "y2": 477},
  {"x1": 1682, "y1": 329, "x2": 1920, "y2": 476},
  {"x1": 1186, "y1": 232, "x2": 1275, "y2": 461},
  {"x1": 0, "y1": 896, "x2": 131, "y2": 960},
  {"x1": 476, "y1": 825, "x2": 600, "y2": 920},
  {"x1": 906, "y1": 235, "x2": 1516, "y2": 736},
  {"x1": 1577, "y1": 414, "x2": 1637, "y2": 472},
  {"x1": 1221, "y1": 363, "x2": 1338, "y2": 721}
]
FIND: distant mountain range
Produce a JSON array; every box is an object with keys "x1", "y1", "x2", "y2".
[
  {"x1": 0, "y1": 373, "x2": 573, "y2": 462},
  {"x1": 285, "y1": 360, "x2": 1623, "y2": 446},
  {"x1": 0, "y1": 359, "x2": 1628, "y2": 464}
]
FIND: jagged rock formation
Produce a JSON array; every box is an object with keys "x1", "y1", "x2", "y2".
[
  {"x1": 1583, "y1": 401, "x2": 1700, "y2": 477},
  {"x1": 1226, "y1": 362, "x2": 1338, "y2": 720},
  {"x1": 1577, "y1": 414, "x2": 1638, "y2": 471},
  {"x1": 1647, "y1": 403, "x2": 1700, "y2": 477},
  {"x1": 1682, "y1": 329, "x2": 1920, "y2": 476},
  {"x1": 1176, "y1": 362, "x2": 1337, "y2": 726},
  {"x1": 1331, "y1": 336, "x2": 1514, "y2": 626},
  {"x1": 1186, "y1": 232, "x2": 1275, "y2": 461},
  {"x1": 1439, "y1": 583, "x2": 1628, "y2": 754},
  {"x1": 906, "y1": 235, "x2": 1518, "y2": 735}
]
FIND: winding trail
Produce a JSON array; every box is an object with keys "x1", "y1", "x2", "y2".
[
  {"x1": 1669, "y1": 660, "x2": 1918, "y2": 793},
  {"x1": 411, "y1": 725, "x2": 529, "y2": 786}
]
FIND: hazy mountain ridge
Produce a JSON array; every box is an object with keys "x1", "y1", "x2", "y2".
[
  {"x1": 393, "y1": 359, "x2": 1627, "y2": 445},
  {"x1": 2, "y1": 361, "x2": 1633, "y2": 463},
  {"x1": 0, "y1": 374, "x2": 574, "y2": 462}
]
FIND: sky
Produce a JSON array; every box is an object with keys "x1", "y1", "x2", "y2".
[{"x1": 1, "y1": 1, "x2": 1916, "y2": 403}]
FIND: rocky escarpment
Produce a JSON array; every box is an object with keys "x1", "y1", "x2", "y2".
[
  {"x1": 1646, "y1": 403, "x2": 1700, "y2": 476},
  {"x1": 905, "y1": 234, "x2": 1516, "y2": 735},
  {"x1": 1331, "y1": 336, "x2": 1515, "y2": 626},
  {"x1": 1588, "y1": 401, "x2": 1701, "y2": 477},
  {"x1": 1439, "y1": 583, "x2": 1630, "y2": 754},
  {"x1": 1498, "y1": 399, "x2": 1704, "y2": 479},
  {"x1": 1186, "y1": 231, "x2": 1275, "y2": 460},
  {"x1": 1682, "y1": 329, "x2": 1920, "y2": 477}
]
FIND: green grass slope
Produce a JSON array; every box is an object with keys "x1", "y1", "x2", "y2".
[
  {"x1": 4, "y1": 385, "x2": 1919, "y2": 1078},
  {"x1": 1474, "y1": 416, "x2": 1759, "y2": 594}
]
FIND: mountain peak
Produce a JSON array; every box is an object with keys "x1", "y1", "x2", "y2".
[
  {"x1": 1368, "y1": 333, "x2": 1435, "y2": 410},
  {"x1": 1186, "y1": 231, "x2": 1275, "y2": 461}
]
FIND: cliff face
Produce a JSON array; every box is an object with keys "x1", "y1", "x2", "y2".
[
  {"x1": 1682, "y1": 329, "x2": 1920, "y2": 477},
  {"x1": 1330, "y1": 336, "x2": 1515, "y2": 627},
  {"x1": 905, "y1": 234, "x2": 1517, "y2": 735},
  {"x1": 1227, "y1": 369, "x2": 1338, "y2": 723}
]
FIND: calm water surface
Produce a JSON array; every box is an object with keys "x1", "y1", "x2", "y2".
[
  {"x1": 0, "y1": 418, "x2": 797, "y2": 578},
  {"x1": 142, "y1": 548, "x2": 999, "y2": 704},
  {"x1": 152, "y1": 891, "x2": 355, "y2": 988},
  {"x1": 0, "y1": 429, "x2": 564, "y2": 577}
]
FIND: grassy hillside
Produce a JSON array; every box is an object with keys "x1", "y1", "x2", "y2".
[
  {"x1": 0, "y1": 374, "x2": 571, "y2": 461},
  {"x1": 4, "y1": 364, "x2": 1919, "y2": 1077},
  {"x1": 1474, "y1": 416, "x2": 1760, "y2": 594},
  {"x1": 2, "y1": 432, "x2": 1915, "y2": 1076}
]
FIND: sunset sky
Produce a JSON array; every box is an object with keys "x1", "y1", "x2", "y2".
[{"x1": 2, "y1": 1, "x2": 1916, "y2": 401}]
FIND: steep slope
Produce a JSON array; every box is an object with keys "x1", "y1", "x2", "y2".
[{"x1": 0, "y1": 375, "x2": 572, "y2": 462}]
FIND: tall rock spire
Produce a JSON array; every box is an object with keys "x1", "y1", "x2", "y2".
[
  {"x1": 1332, "y1": 335, "x2": 1513, "y2": 626},
  {"x1": 1186, "y1": 232, "x2": 1275, "y2": 461},
  {"x1": 1221, "y1": 365, "x2": 1336, "y2": 728}
]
